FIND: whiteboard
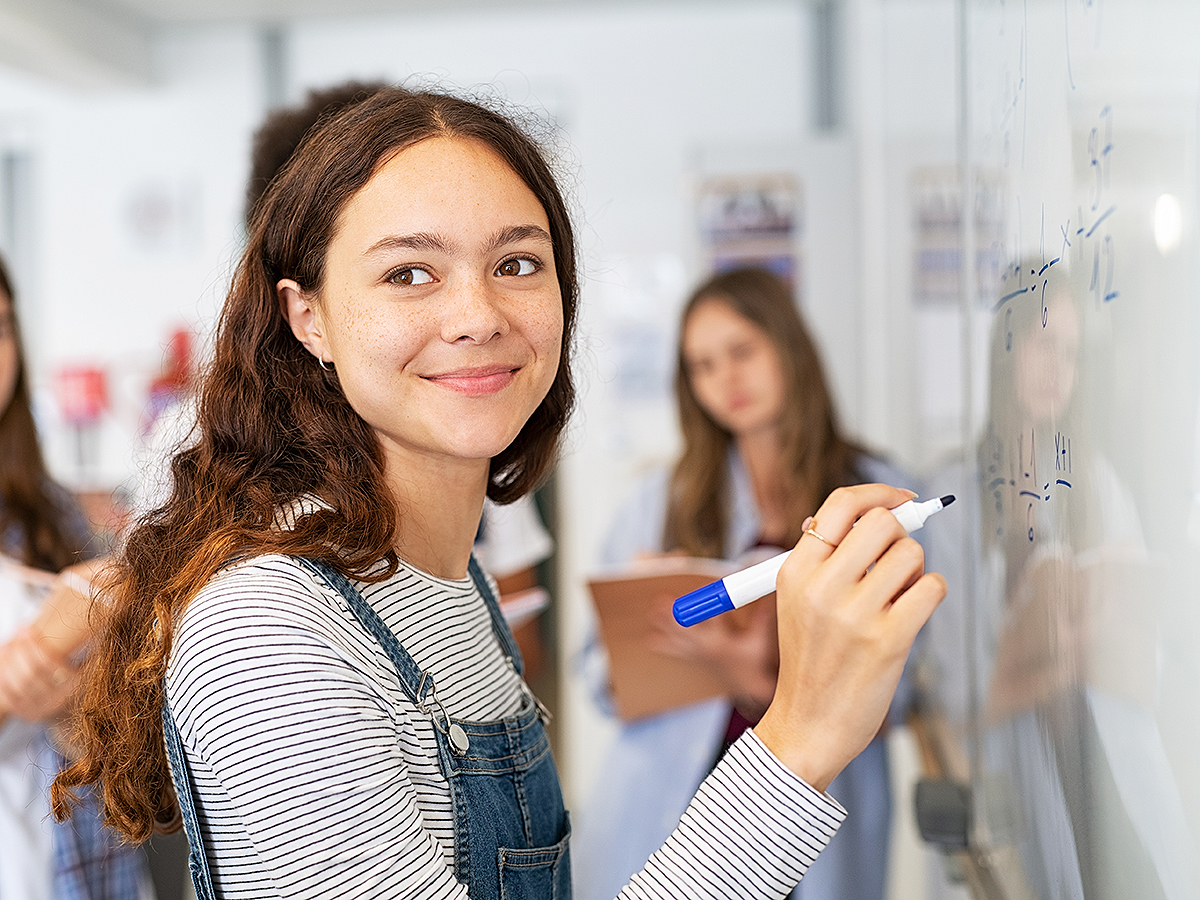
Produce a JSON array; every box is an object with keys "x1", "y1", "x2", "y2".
[{"x1": 928, "y1": 1, "x2": 1200, "y2": 898}]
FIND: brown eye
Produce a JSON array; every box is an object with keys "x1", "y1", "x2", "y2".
[
  {"x1": 390, "y1": 267, "x2": 433, "y2": 286},
  {"x1": 496, "y1": 257, "x2": 537, "y2": 277}
]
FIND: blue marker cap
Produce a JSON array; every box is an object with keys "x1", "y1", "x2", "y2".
[{"x1": 673, "y1": 580, "x2": 734, "y2": 626}]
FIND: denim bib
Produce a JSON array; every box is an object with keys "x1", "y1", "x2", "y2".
[{"x1": 162, "y1": 555, "x2": 571, "y2": 900}]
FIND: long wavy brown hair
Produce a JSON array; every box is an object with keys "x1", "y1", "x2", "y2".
[
  {"x1": 664, "y1": 267, "x2": 865, "y2": 558},
  {"x1": 0, "y1": 258, "x2": 82, "y2": 572},
  {"x1": 51, "y1": 86, "x2": 579, "y2": 841}
]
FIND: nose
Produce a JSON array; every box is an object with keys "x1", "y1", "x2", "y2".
[{"x1": 441, "y1": 273, "x2": 511, "y2": 345}]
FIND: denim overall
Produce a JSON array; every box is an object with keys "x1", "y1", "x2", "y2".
[{"x1": 162, "y1": 555, "x2": 571, "y2": 900}]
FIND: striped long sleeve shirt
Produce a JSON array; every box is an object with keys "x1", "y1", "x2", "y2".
[{"x1": 165, "y1": 554, "x2": 845, "y2": 899}]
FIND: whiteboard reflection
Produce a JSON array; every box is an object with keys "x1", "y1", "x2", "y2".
[{"x1": 977, "y1": 262, "x2": 1197, "y2": 899}]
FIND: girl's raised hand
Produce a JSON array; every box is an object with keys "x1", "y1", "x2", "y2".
[{"x1": 753, "y1": 484, "x2": 946, "y2": 791}]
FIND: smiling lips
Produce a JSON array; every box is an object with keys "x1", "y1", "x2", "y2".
[{"x1": 423, "y1": 365, "x2": 520, "y2": 396}]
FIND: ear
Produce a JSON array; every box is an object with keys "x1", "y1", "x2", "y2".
[{"x1": 278, "y1": 278, "x2": 331, "y2": 364}]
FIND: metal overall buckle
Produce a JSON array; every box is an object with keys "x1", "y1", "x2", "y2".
[{"x1": 416, "y1": 672, "x2": 469, "y2": 755}]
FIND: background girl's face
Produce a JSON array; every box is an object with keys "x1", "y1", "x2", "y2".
[
  {"x1": 1014, "y1": 291, "x2": 1079, "y2": 423},
  {"x1": 682, "y1": 296, "x2": 787, "y2": 439},
  {"x1": 286, "y1": 135, "x2": 563, "y2": 473},
  {"x1": 0, "y1": 290, "x2": 18, "y2": 417}
]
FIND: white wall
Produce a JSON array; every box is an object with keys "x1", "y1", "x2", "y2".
[
  {"x1": 0, "y1": 25, "x2": 263, "y2": 488},
  {"x1": 850, "y1": 0, "x2": 960, "y2": 469}
]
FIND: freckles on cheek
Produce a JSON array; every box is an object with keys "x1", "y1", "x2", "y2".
[
  {"x1": 361, "y1": 310, "x2": 426, "y2": 375},
  {"x1": 535, "y1": 301, "x2": 566, "y2": 347}
]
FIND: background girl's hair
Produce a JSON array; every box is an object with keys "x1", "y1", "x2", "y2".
[
  {"x1": 664, "y1": 266, "x2": 865, "y2": 558},
  {"x1": 0, "y1": 256, "x2": 84, "y2": 572},
  {"x1": 243, "y1": 79, "x2": 389, "y2": 224},
  {"x1": 51, "y1": 86, "x2": 579, "y2": 841}
]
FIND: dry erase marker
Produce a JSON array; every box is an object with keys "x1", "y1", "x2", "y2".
[{"x1": 672, "y1": 495, "x2": 955, "y2": 627}]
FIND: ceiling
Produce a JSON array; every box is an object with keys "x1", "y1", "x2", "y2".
[
  {"x1": 2, "y1": 0, "x2": 808, "y2": 89},
  {"x1": 0, "y1": 0, "x2": 669, "y2": 88},
  {"x1": 91, "y1": 0, "x2": 552, "y2": 23}
]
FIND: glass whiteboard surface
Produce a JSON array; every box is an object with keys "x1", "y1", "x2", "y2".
[{"x1": 955, "y1": 1, "x2": 1200, "y2": 898}]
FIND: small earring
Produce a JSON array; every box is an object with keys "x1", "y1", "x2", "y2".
[{"x1": 318, "y1": 357, "x2": 333, "y2": 371}]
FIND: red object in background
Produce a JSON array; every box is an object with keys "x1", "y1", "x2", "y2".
[
  {"x1": 149, "y1": 328, "x2": 193, "y2": 399},
  {"x1": 53, "y1": 366, "x2": 109, "y2": 426},
  {"x1": 142, "y1": 327, "x2": 195, "y2": 436}
]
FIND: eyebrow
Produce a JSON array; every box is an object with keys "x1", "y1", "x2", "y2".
[
  {"x1": 485, "y1": 225, "x2": 553, "y2": 253},
  {"x1": 363, "y1": 224, "x2": 553, "y2": 259}
]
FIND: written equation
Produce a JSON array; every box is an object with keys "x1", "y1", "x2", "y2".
[
  {"x1": 986, "y1": 428, "x2": 1075, "y2": 542},
  {"x1": 995, "y1": 108, "x2": 1120, "y2": 322}
]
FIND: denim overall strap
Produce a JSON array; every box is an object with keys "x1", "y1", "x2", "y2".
[
  {"x1": 466, "y1": 554, "x2": 523, "y2": 676},
  {"x1": 161, "y1": 702, "x2": 218, "y2": 900},
  {"x1": 299, "y1": 557, "x2": 570, "y2": 900},
  {"x1": 295, "y1": 558, "x2": 434, "y2": 706}
]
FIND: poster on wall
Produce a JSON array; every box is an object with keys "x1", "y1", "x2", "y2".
[
  {"x1": 909, "y1": 166, "x2": 1006, "y2": 453},
  {"x1": 910, "y1": 166, "x2": 1005, "y2": 306},
  {"x1": 696, "y1": 174, "x2": 802, "y2": 289}
]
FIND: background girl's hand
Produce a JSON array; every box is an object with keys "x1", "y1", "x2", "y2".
[
  {"x1": 0, "y1": 624, "x2": 79, "y2": 724},
  {"x1": 754, "y1": 484, "x2": 946, "y2": 791},
  {"x1": 646, "y1": 594, "x2": 779, "y2": 721},
  {"x1": 0, "y1": 559, "x2": 102, "y2": 727}
]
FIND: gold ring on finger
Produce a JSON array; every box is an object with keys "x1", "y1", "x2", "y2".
[{"x1": 804, "y1": 520, "x2": 839, "y2": 549}]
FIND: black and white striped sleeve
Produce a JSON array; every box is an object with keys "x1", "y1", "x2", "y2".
[{"x1": 617, "y1": 730, "x2": 846, "y2": 900}]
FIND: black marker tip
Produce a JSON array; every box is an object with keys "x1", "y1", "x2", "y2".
[{"x1": 939, "y1": 494, "x2": 956, "y2": 507}]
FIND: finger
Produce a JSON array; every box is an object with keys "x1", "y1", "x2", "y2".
[
  {"x1": 886, "y1": 572, "x2": 947, "y2": 645},
  {"x1": 0, "y1": 636, "x2": 59, "y2": 703},
  {"x1": 17, "y1": 635, "x2": 60, "y2": 682},
  {"x1": 793, "y1": 484, "x2": 916, "y2": 561},
  {"x1": 4, "y1": 647, "x2": 40, "y2": 696},
  {"x1": 857, "y1": 534, "x2": 927, "y2": 607},
  {"x1": 821, "y1": 506, "x2": 910, "y2": 585}
]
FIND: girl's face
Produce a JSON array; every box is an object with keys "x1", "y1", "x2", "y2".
[
  {"x1": 282, "y1": 136, "x2": 563, "y2": 474},
  {"x1": 0, "y1": 290, "x2": 18, "y2": 418},
  {"x1": 682, "y1": 297, "x2": 787, "y2": 438}
]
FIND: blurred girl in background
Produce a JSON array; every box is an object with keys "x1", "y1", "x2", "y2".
[
  {"x1": 0, "y1": 254, "x2": 151, "y2": 900},
  {"x1": 576, "y1": 267, "x2": 918, "y2": 900}
]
